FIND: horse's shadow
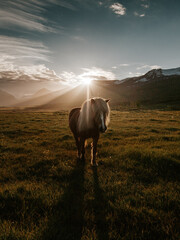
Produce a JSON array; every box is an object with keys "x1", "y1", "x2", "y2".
[
  {"x1": 93, "y1": 167, "x2": 109, "y2": 240},
  {"x1": 42, "y1": 159, "x2": 85, "y2": 240},
  {"x1": 41, "y1": 159, "x2": 110, "y2": 240}
]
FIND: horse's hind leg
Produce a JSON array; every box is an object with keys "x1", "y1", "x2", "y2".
[
  {"x1": 91, "y1": 136, "x2": 99, "y2": 166},
  {"x1": 80, "y1": 138, "x2": 85, "y2": 160},
  {"x1": 74, "y1": 135, "x2": 81, "y2": 159}
]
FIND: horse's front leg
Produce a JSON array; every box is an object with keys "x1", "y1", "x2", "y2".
[{"x1": 91, "y1": 136, "x2": 99, "y2": 166}]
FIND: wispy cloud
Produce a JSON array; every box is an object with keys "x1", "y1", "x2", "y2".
[
  {"x1": 0, "y1": 0, "x2": 60, "y2": 33},
  {"x1": 48, "y1": 0, "x2": 77, "y2": 11},
  {"x1": 72, "y1": 35, "x2": 86, "y2": 41},
  {"x1": 119, "y1": 63, "x2": 129, "y2": 67},
  {"x1": 112, "y1": 63, "x2": 129, "y2": 69},
  {"x1": 137, "y1": 65, "x2": 161, "y2": 70},
  {"x1": 110, "y1": 3, "x2": 126, "y2": 16},
  {"x1": 141, "y1": 4, "x2": 149, "y2": 9},
  {"x1": 0, "y1": 36, "x2": 50, "y2": 67},
  {"x1": 134, "y1": 11, "x2": 145, "y2": 17}
]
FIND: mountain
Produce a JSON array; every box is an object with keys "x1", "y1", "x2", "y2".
[
  {"x1": 35, "y1": 67, "x2": 180, "y2": 110},
  {"x1": 2, "y1": 67, "x2": 179, "y2": 110},
  {"x1": 30, "y1": 88, "x2": 51, "y2": 98},
  {"x1": 19, "y1": 88, "x2": 52, "y2": 101},
  {"x1": 112, "y1": 67, "x2": 180, "y2": 106},
  {"x1": 0, "y1": 90, "x2": 18, "y2": 107},
  {"x1": 35, "y1": 83, "x2": 121, "y2": 110},
  {"x1": 14, "y1": 87, "x2": 70, "y2": 108}
]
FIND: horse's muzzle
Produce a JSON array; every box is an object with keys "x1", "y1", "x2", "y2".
[{"x1": 100, "y1": 126, "x2": 107, "y2": 133}]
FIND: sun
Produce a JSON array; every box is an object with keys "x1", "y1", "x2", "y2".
[{"x1": 83, "y1": 78, "x2": 92, "y2": 85}]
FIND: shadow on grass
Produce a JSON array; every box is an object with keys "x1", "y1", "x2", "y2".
[
  {"x1": 93, "y1": 167, "x2": 109, "y2": 240},
  {"x1": 41, "y1": 158, "x2": 85, "y2": 240},
  {"x1": 124, "y1": 150, "x2": 180, "y2": 184}
]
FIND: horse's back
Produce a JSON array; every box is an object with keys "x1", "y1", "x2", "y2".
[
  {"x1": 69, "y1": 108, "x2": 80, "y2": 121},
  {"x1": 69, "y1": 108, "x2": 81, "y2": 135}
]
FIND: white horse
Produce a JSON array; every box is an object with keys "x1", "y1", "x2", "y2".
[{"x1": 69, "y1": 97, "x2": 110, "y2": 166}]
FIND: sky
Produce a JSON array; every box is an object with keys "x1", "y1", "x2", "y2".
[{"x1": 0, "y1": 0, "x2": 180, "y2": 96}]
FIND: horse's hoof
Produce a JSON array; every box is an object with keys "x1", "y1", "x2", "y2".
[
  {"x1": 98, "y1": 160, "x2": 104, "y2": 165},
  {"x1": 91, "y1": 163, "x2": 98, "y2": 167},
  {"x1": 81, "y1": 156, "x2": 85, "y2": 161}
]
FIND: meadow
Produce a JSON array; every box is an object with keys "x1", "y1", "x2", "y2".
[{"x1": 0, "y1": 109, "x2": 180, "y2": 240}]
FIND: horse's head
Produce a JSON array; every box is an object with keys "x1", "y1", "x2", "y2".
[{"x1": 91, "y1": 98, "x2": 110, "y2": 133}]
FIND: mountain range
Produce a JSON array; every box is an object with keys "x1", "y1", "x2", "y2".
[
  {"x1": 0, "y1": 67, "x2": 180, "y2": 109},
  {"x1": 0, "y1": 89, "x2": 18, "y2": 107}
]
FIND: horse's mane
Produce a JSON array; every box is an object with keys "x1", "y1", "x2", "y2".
[{"x1": 77, "y1": 97, "x2": 110, "y2": 132}]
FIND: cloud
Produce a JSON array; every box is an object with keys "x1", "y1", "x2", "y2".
[
  {"x1": 134, "y1": 11, "x2": 145, "y2": 17},
  {"x1": 0, "y1": 36, "x2": 50, "y2": 67},
  {"x1": 0, "y1": 35, "x2": 62, "y2": 84},
  {"x1": 141, "y1": 4, "x2": 149, "y2": 9},
  {"x1": 81, "y1": 67, "x2": 115, "y2": 80},
  {"x1": 135, "y1": 72, "x2": 142, "y2": 76},
  {"x1": 0, "y1": 64, "x2": 62, "y2": 83},
  {"x1": 112, "y1": 63, "x2": 129, "y2": 69},
  {"x1": 109, "y1": 3, "x2": 126, "y2": 16},
  {"x1": 119, "y1": 63, "x2": 129, "y2": 67},
  {"x1": 137, "y1": 65, "x2": 161, "y2": 70},
  {"x1": 0, "y1": 0, "x2": 60, "y2": 33},
  {"x1": 72, "y1": 36, "x2": 85, "y2": 41},
  {"x1": 60, "y1": 67, "x2": 116, "y2": 84},
  {"x1": 48, "y1": 0, "x2": 77, "y2": 11}
]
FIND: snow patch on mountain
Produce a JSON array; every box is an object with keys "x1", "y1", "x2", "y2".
[
  {"x1": 114, "y1": 79, "x2": 128, "y2": 84},
  {"x1": 146, "y1": 69, "x2": 162, "y2": 78},
  {"x1": 135, "y1": 77, "x2": 148, "y2": 83},
  {"x1": 162, "y1": 67, "x2": 180, "y2": 76}
]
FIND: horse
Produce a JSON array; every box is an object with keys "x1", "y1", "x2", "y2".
[{"x1": 69, "y1": 97, "x2": 110, "y2": 166}]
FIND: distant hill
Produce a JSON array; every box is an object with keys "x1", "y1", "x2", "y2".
[
  {"x1": 33, "y1": 67, "x2": 180, "y2": 110},
  {"x1": 19, "y1": 88, "x2": 52, "y2": 101},
  {"x1": 0, "y1": 90, "x2": 17, "y2": 106},
  {"x1": 30, "y1": 88, "x2": 51, "y2": 98},
  {"x1": 14, "y1": 87, "x2": 70, "y2": 108},
  {"x1": 37, "y1": 83, "x2": 121, "y2": 110}
]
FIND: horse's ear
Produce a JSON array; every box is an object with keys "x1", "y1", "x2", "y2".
[
  {"x1": 105, "y1": 99, "x2": 110, "y2": 103},
  {"x1": 91, "y1": 99, "x2": 95, "y2": 104}
]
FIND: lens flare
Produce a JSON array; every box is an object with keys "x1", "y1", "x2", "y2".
[{"x1": 83, "y1": 78, "x2": 92, "y2": 85}]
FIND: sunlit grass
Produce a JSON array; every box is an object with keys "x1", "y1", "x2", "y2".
[{"x1": 0, "y1": 110, "x2": 180, "y2": 239}]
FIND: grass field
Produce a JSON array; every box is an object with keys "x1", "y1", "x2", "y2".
[{"x1": 0, "y1": 110, "x2": 180, "y2": 240}]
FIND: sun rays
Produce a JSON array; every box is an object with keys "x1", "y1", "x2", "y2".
[{"x1": 83, "y1": 77, "x2": 92, "y2": 85}]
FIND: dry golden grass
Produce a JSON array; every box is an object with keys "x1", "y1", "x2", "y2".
[{"x1": 0, "y1": 110, "x2": 180, "y2": 240}]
